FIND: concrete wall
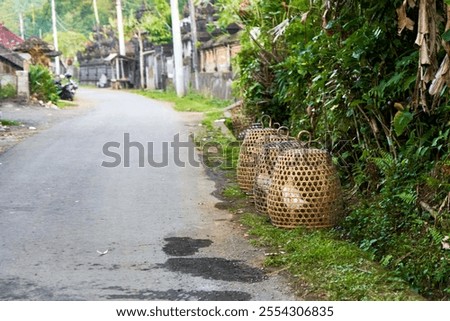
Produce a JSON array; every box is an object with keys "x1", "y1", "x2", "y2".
[
  {"x1": 0, "y1": 59, "x2": 29, "y2": 99},
  {"x1": 0, "y1": 60, "x2": 17, "y2": 87},
  {"x1": 16, "y1": 70, "x2": 29, "y2": 98},
  {"x1": 0, "y1": 73, "x2": 16, "y2": 87},
  {"x1": 199, "y1": 43, "x2": 240, "y2": 74},
  {"x1": 194, "y1": 72, "x2": 234, "y2": 100},
  {"x1": 79, "y1": 62, "x2": 113, "y2": 86}
]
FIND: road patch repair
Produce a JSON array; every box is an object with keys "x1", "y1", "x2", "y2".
[
  {"x1": 159, "y1": 258, "x2": 265, "y2": 283},
  {"x1": 162, "y1": 237, "x2": 213, "y2": 256},
  {"x1": 160, "y1": 236, "x2": 265, "y2": 283}
]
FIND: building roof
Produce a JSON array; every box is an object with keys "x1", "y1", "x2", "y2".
[
  {"x1": 200, "y1": 31, "x2": 242, "y2": 50},
  {"x1": 0, "y1": 23, "x2": 24, "y2": 50},
  {"x1": 14, "y1": 37, "x2": 61, "y2": 57},
  {"x1": 0, "y1": 43, "x2": 24, "y2": 70},
  {"x1": 104, "y1": 53, "x2": 133, "y2": 62}
]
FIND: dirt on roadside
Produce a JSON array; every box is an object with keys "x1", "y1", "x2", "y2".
[{"x1": 0, "y1": 97, "x2": 91, "y2": 155}]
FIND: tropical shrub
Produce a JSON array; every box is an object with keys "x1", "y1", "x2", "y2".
[{"x1": 29, "y1": 64, "x2": 58, "y2": 104}]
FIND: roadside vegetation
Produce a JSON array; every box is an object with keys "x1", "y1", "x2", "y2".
[
  {"x1": 241, "y1": 214, "x2": 421, "y2": 300},
  {"x1": 0, "y1": 119, "x2": 21, "y2": 127},
  {"x1": 132, "y1": 89, "x2": 230, "y2": 113},
  {"x1": 0, "y1": 84, "x2": 16, "y2": 100},
  {"x1": 56, "y1": 100, "x2": 77, "y2": 109},
  {"x1": 135, "y1": 88, "x2": 425, "y2": 300},
  {"x1": 211, "y1": 0, "x2": 449, "y2": 300},
  {"x1": 29, "y1": 64, "x2": 59, "y2": 104},
  {"x1": 132, "y1": 89, "x2": 232, "y2": 128}
]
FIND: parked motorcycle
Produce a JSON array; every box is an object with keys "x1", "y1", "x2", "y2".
[{"x1": 55, "y1": 73, "x2": 78, "y2": 101}]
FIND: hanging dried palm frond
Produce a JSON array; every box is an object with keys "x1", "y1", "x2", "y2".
[
  {"x1": 396, "y1": 0, "x2": 415, "y2": 35},
  {"x1": 429, "y1": 55, "x2": 449, "y2": 95},
  {"x1": 397, "y1": 0, "x2": 449, "y2": 112},
  {"x1": 429, "y1": 5, "x2": 450, "y2": 97}
]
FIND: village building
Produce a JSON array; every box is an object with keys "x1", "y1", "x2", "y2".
[
  {"x1": 0, "y1": 23, "x2": 29, "y2": 99},
  {"x1": 77, "y1": 26, "x2": 138, "y2": 89},
  {"x1": 76, "y1": 2, "x2": 241, "y2": 99}
]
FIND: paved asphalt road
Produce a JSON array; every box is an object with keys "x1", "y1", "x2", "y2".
[{"x1": 0, "y1": 89, "x2": 296, "y2": 301}]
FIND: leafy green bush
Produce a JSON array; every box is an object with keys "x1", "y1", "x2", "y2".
[
  {"x1": 218, "y1": 0, "x2": 450, "y2": 299},
  {"x1": 29, "y1": 64, "x2": 58, "y2": 104},
  {"x1": 0, "y1": 83, "x2": 16, "y2": 99}
]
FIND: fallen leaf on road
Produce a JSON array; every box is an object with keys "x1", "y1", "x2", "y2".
[{"x1": 96, "y1": 249, "x2": 109, "y2": 256}]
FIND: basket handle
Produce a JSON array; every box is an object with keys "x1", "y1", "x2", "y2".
[
  {"x1": 259, "y1": 114, "x2": 272, "y2": 128},
  {"x1": 272, "y1": 122, "x2": 281, "y2": 129},
  {"x1": 297, "y1": 130, "x2": 312, "y2": 146},
  {"x1": 277, "y1": 126, "x2": 290, "y2": 138}
]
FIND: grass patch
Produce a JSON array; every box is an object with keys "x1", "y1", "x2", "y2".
[
  {"x1": 223, "y1": 184, "x2": 246, "y2": 198},
  {"x1": 0, "y1": 119, "x2": 21, "y2": 126},
  {"x1": 56, "y1": 100, "x2": 77, "y2": 108},
  {"x1": 131, "y1": 89, "x2": 231, "y2": 113},
  {"x1": 0, "y1": 84, "x2": 16, "y2": 99},
  {"x1": 240, "y1": 213, "x2": 423, "y2": 300},
  {"x1": 197, "y1": 125, "x2": 240, "y2": 171}
]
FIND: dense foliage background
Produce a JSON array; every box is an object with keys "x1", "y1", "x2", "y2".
[{"x1": 221, "y1": 0, "x2": 449, "y2": 299}]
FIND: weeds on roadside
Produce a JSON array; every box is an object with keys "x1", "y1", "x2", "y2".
[
  {"x1": 0, "y1": 119, "x2": 21, "y2": 126},
  {"x1": 241, "y1": 213, "x2": 422, "y2": 301},
  {"x1": 0, "y1": 84, "x2": 16, "y2": 99}
]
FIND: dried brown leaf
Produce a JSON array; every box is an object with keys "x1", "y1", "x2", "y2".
[
  {"x1": 429, "y1": 55, "x2": 450, "y2": 95},
  {"x1": 397, "y1": 0, "x2": 415, "y2": 35}
]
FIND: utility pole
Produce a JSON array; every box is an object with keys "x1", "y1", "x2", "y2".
[
  {"x1": 19, "y1": 13, "x2": 24, "y2": 39},
  {"x1": 137, "y1": 29, "x2": 145, "y2": 89},
  {"x1": 93, "y1": 0, "x2": 100, "y2": 26},
  {"x1": 188, "y1": 0, "x2": 199, "y2": 91},
  {"x1": 51, "y1": 0, "x2": 60, "y2": 75},
  {"x1": 116, "y1": 0, "x2": 126, "y2": 56},
  {"x1": 170, "y1": 0, "x2": 186, "y2": 97}
]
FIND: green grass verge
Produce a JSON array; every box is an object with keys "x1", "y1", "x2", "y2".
[
  {"x1": 131, "y1": 89, "x2": 230, "y2": 130},
  {"x1": 223, "y1": 184, "x2": 247, "y2": 198},
  {"x1": 56, "y1": 100, "x2": 77, "y2": 108},
  {"x1": 241, "y1": 213, "x2": 423, "y2": 300},
  {"x1": 131, "y1": 89, "x2": 231, "y2": 113},
  {"x1": 0, "y1": 119, "x2": 21, "y2": 126}
]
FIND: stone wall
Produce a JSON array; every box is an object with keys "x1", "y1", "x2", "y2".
[
  {"x1": 79, "y1": 60, "x2": 113, "y2": 86},
  {"x1": 194, "y1": 72, "x2": 234, "y2": 100},
  {"x1": 0, "y1": 57, "x2": 29, "y2": 99},
  {"x1": 0, "y1": 60, "x2": 17, "y2": 87},
  {"x1": 16, "y1": 70, "x2": 29, "y2": 98}
]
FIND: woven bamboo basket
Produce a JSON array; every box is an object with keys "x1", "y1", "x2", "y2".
[
  {"x1": 237, "y1": 122, "x2": 262, "y2": 140},
  {"x1": 253, "y1": 140, "x2": 303, "y2": 214},
  {"x1": 266, "y1": 148, "x2": 342, "y2": 229},
  {"x1": 237, "y1": 127, "x2": 281, "y2": 193}
]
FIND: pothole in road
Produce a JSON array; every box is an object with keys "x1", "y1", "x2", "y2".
[
  {"x1": 163, "y1": 237, "x2": 213, "y2": 256},
  {"x1": 105, "y1": 288, "x2": 251, "y2": 301},
  {"x1": 159, "y1": 257, "x2": 265, "y2": 283}
]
